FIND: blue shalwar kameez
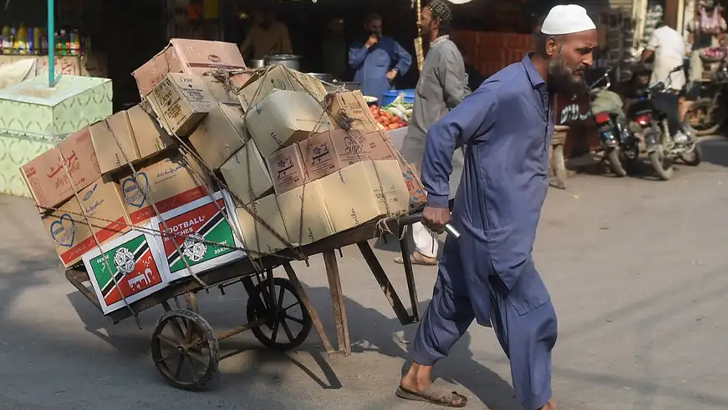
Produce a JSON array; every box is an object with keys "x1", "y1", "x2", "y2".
[
  {"x1": 349, "y1": 36, "x2": 412, "y2": 102},
  {"x1": 413, "y1": 54, "x2": 558, "y2": 410}
]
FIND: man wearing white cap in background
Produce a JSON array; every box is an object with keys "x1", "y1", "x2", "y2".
[{"x1": 396, "y1": 5, "x2": 597, "y2": 410}]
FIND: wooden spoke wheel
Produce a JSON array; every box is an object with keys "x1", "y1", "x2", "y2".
[
  {"x1": 247, "y1": 277, "x2": 312, "y2": 351},
  {"x1": 151, "y1": 309, "x2": 219, "y2": 390}
]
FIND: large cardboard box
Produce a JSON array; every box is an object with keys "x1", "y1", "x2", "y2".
[
  {"x1": 237, "y1": 65, "x2": 328, "y2": 111},
  {"x1": 276, "y1": 182, "x2": 336, "y2": 246},
  {"x1": 188, "y1": 102, "x2": 248, "y2": 170},
  {"x1": 327, "y1": 91, "x2": 382, "y2": 133},
  {"x1": 20, "y1": 127, "x2": 101, "y2": 209},
  {"x1": 245, "y1": 89, "x2": 333, "y2": 158},
  {"x1": 220, "y1": 140, "x2": 273, "y2": 205},
  {"x1": 118, "y1": 152, "x2": 209, "y2": 225},
  {"x1": 317, "y1": 160, "x2": 409, "y2": 233},
  {"x1": 0, "y1": 75, "x2": 112, "y2": 138},
  {"x1": 232, "y1": 195, "x2": 291, "y2": 259},
  {"x1": 42, "y1": 177, "x2": 131, "y2": 267},
  {"x1": 299, "y1": 129, "x2": 395, "y2": 181},
  {"x1": 132, "y1": 39, "x2": 247, "y2": 97},
  {"x1": 266, "y1": 143, "x2": 307, "y2": 195},
  {"x1": 83, "y1": 228, "x2": 169, "y2": 315},
  {"x1": 152, "y1": 191, "x2": 246, "y2": 281},
  {"x1": 127, "y1": 104, "x2": 176, "y2": 160},
  {"x1": 359, "y1": 130, "x2": 427, "y2": 210},
  {"x1": 148, "y1": 73, "x2": 214, "y2": 136},
  {"x1": 89, "y1": 111, "x2": 141, "y2": 174}
]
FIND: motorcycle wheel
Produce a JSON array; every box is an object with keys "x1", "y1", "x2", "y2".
[
  {"x1": 649, "y1": 148, "x2": 674, "y2": 180},
  {"x1": 684, "y1": 98, "x2": 726, "y2": 136},
  {"x1": 621, "y1": 143, "x2": 642, "y2": 174},
  {"x1": 607, "y1": 148, "x2": 628, "y2": 177},
  {"x1": 680, "y1": 140, "x2": 703, "y2": 166}
]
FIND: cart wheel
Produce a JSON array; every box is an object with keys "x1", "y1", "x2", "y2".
[
  {"x1": 150, "y1": 309, "x2": 219, "y2": 391},
  {"x1": 247, "y1": 277, "x2": 313, "y2": 351}
]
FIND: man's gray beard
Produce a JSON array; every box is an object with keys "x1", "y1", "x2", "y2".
[{"x1": 547, "y1": 53, "x2": 584, "y2": 96}]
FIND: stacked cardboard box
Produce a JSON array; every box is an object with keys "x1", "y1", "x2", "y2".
[{"x1": 23, "y1": 38, "x2": 424, "y2": 315}]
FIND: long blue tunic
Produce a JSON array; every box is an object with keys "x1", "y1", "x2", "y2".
[
  {"x1": 411, "y1": 54, "x2": 557, "y2": 410},
  {"x1": 349, "y1": 36, "x2": 412, "y2": 102},
  {"x1": 422, "y1": 53, "x2": 554, "y2": 293}
]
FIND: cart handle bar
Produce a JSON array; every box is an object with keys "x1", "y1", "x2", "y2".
[{"x1": 399, "y1": 213, "x2": 461, "y2": 238}]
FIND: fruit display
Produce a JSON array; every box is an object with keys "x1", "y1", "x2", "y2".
[{"x1": 369, "y1": 101, "x2": 413, "y2": 130}]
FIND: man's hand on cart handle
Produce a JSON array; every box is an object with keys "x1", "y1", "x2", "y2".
[{"x1": 422, "y1": 205, "x2": 449, "y2": 233}]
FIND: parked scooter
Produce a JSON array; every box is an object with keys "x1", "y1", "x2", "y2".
[
  {"x1": 627, "y1": 65, "x2": 702, "y2": 180},
  {"x1": 586, "y1": 67, "x2": 641, "y2": 177}
]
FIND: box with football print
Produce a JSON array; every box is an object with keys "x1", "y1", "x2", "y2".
[
  {"x1": 82, "y1": 227, "x2": 169, "y2": 315},
  {"x1": 151, "y1": 190, "x2": 246, "y2": 282}
]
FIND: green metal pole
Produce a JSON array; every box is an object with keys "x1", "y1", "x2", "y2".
[{"x1": 48, "y1": 0, "x2": 55, "y2": 86}]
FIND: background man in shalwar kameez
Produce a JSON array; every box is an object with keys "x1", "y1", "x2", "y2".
[
  {"x1": 349, "y1": 13, "x2": 413, "y2": 103},
  {"x1": 397, "y1": 0, "x2": 470, "y2": 266},
  {"x1": 395, "y1": 5, "x2": 598, "y2": 410}
]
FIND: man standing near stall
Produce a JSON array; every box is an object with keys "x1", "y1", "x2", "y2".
[
  {"x1": 396, "y1": 0, "x2": 470, "y2": 266},
  {"x1": 395, "y1": 5, "x2": 598, "y2": 410},
  {"x1": 239, "y1": 3, "x2": 293, "y2": 60},
  {"x1": 349, "y1": 12, "x2": 413, "y2": 102}
]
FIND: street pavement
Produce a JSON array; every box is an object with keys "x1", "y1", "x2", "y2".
[{"x1": 1, "y1": 137, "x2": 727, "y2": 410}]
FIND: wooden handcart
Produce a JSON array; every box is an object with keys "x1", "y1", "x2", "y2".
[{"x1": 65, "y1": 211, "x2": 426, "y2": 390}]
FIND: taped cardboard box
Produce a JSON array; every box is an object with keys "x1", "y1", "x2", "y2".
[
  {"x1": 357, "y1": 130, "x2": 427, "y2": 210},
  {"x1": 152, "y1": 191, "x2": 246, "y2": 282},
  {"x1": 132, "y1": 39, "x2": 247, "y2": 97},
  {"x1": 21, "y1": 126, "x2": 101, "y2": 210},
  {"x1": 245, "y1": 89, "x2": 333, "y2": 157},
  {"x1": 188, "y1": 102, "x2": 248, "y2": 170},
  {"x1": 317, "y1": 160, "x2": 409, "y2": 234},
  {"x1": 327, "y1": 91, "x2": 382, "y2": 133},
  {"x1": 118, "y1": 151, "x2": 209, "y2": 225},
  {"x1": 148, "y1": 73, "x2": 214, "y2": 136},
  {"x1": 83, "y1": 227, "x2": 169, "y2": 315},
  {"x1": 277, "y1": 182, "x2": 336, "y2": 247},
  {"x1": 127, "y1": 104, "x2": 176, "y2": 161},
  {"x1": 232, "y1": 194, "x2": 291, "y2": 260},
  {"x1": 237, "y1": 65, "x2": 327, "y2": 111},
  {"x1": 266, "y1": 143, "x2": 307, "y2": 195},
  {"x1": 220, "y1": 140, "x2": 273, "y2": 205},
  {"x1": 300, "y1": 129, "x2": 395, "y2": 181},
  {"x1": 89, "y1": 111, "x2": 141, "y2": 175},
  {"x1": 42, "y1": 177, "x2": 131, "y2": 268}
]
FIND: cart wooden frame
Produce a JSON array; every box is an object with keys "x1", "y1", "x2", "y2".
[{"x1": 66, "y1": 212, "x2": 424, "y2": 390}]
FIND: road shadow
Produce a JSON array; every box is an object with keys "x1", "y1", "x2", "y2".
[
  {"x1": 699, "y1": 136, "x2": 728, "y2": 167},
  {"x1": 66, "y1": 271, "x2": 521, "y2": 410}
]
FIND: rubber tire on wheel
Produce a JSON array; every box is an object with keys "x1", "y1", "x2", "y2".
[
  {"x1": 247, "y1": 277, "x2": 313, "y2": 351},
  {"x1": 151, "y1": 309, "x2": 219, "y2": 391},
  {"x1": 649, "y1": 150, "x2": 674, "y2": 180},
  {"x1": 607, "y1": 148, "x2": 627, "y2": 177},
  {"x1": 680, "y1": 140, "x2": 703, "y2": 166},
  {"x1": 685, "y1": 99, "x2": 725, "y2": 136}
]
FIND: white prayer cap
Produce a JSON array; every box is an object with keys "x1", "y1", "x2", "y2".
[{"x1": 541, "y1": 5, "x2": 596, "y2": 36}]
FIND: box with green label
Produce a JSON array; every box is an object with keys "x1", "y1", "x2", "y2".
[
  {"x1": 0, "y1": 75, "x2": 112, "y2": 138},
  {"x1": 151, "y1": 190, "x2": 246, "y2": 282},
  {"x1": 82, "y1": 227, "x2": 170, "y2": 315}
]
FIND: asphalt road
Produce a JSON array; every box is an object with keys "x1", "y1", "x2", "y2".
[{"x1": 1, "y1": 137, "x2": 727, "y2": 410}]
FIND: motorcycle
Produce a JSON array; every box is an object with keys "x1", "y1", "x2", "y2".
[
  {"x1": 684, "y1": 48, "x2": 728, "y2": 136},
  {"x1": 586, "y1": 67, "x2": 641, "y2": 177},
  {"x1": 627, "y1": 65, "x2": 702, "y2": 180}
]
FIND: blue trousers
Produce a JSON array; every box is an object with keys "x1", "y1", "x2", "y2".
[{"x1": 411, "y1": 234, "x2": 558, "y2": 410}]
